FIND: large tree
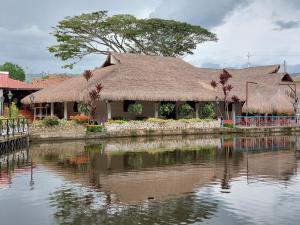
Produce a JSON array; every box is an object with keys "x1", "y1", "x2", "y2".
[
  {"x1": 0, "y1": 62, "x2": 26, "y2": 81},
  {"x1": 49, "y1": 11, "x2": 217, "y2": 68}
]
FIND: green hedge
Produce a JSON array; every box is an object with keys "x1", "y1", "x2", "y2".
[{"x1": 86, "y1": 125, "x2": 104, "y2": 133}]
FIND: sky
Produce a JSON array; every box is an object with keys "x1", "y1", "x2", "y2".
[{"x1": 1, "y1": 0, "x2": 300, "y2": 76}]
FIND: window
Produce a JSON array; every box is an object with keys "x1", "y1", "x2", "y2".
[
  {"x1": 123, "y1": 100, "x2": 135, "y2": 112},
  {"x1": 228, "y1": 103, "x2": 233, "y2": 112}
]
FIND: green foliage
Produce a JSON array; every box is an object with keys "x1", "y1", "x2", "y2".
[
  {"x1": 159, "y1": 102, "x2": 175, "y2": 118},
  {"x1": 178, "y1": 103, "x2": 194, "y2": 118},
  {"x1": 43, "y1": 116, "x2": 60, "y2": 127},
  {"x1": 0, "y1": 62, "x2": 26, "y2": 81},
  {"x1": 86, "y1": 125, "x2": 103, "y2": 133},
  {"x1": 107, "y1": 119, "x2": 128, "y2": 124},
  {"x1": 49, "y1": 11, "x2": 217, "y2": 68},
  {"x1": 178, "y1": 118, "x2": 214, "y2": 123},
  {"x1": 78, "y1": 102, "x2": 90, "y2": 116},
  {"x1": 128, "y1": 103, "x2": 143, "y2": 115},
  {"x1": 200, "y1": 103, "x2": 216, "y2": 119},
  {"x1": 223, "y1": 123, "x2": 233, "y2": 128},
  {"x1": 147, "y1": 118, "x2": 170, "y2": 123},
  {"x1": 9, "y1": 102, "x2": 19, "y2": 118}
]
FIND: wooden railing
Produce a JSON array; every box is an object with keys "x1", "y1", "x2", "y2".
[{"x1": 0, "y1": 118, "x2": 28, "y2": 137}]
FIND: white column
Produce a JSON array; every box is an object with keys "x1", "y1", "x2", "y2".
[
  {"x1": 232, "y1": 103, "x2": 236, "y2": 127},
  {"x1": 106, "y1": 101, "x2": 111, "y2": 120},
  {"x1": 50, "y1": 102, "x2": 54, "y2": 116},
  {"x1": 195, "y1": 102, "x2": 200, "y2": 118},
  {"x1": 154, "y1": 102, "x2": 159, "y2": 118},
  {"x1": 64, "y1": 102, "x2": 68, "y2": 119}
]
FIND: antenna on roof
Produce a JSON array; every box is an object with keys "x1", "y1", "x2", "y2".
[
  {"x1": 246, "y1": 52, "x2": 252, "y2": 68},
  {"x1": 283, "y1": 59, "x2": 286, "y2": 73}
]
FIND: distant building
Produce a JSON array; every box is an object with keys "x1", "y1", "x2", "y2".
[
  {"x1": 32, "y1": 74, "x2": 73, "y2": 88},
  {"x1": 0, "y1": 71, "x2": 41, "y2": 115}
]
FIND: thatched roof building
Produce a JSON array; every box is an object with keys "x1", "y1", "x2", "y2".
[{"x1": 21, "y1": 53, "x2": 296, "y2": 116}]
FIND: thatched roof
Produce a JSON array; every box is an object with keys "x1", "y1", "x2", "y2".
[
  {"x1": 22, "y1": 53, "x2": 218, "y2": 103},
  {"x1": 242, "y1": 85, "x2": 295, "y2": 114},
  {"x1": 21, "y1": 53, "x2": 295, "y2": 114}
]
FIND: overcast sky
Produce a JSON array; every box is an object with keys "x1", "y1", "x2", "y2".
[{"x1": 1, "y1": 0, "x2": 300, "y2": 75}]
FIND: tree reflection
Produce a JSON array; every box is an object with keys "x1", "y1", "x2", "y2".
[{"x1": 49, "y1": 187, "x2": 218, "y2": 225}]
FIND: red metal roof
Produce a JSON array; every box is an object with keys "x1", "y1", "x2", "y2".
[{"x1": 0, "y1": 72, "x2": 41, "y2": 90}]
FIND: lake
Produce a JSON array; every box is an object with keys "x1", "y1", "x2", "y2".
[{"x1": 1, "y1": 134, "x2": 300, "y2": 225}]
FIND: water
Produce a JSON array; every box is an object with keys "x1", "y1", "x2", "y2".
[{"x1": 1, "y1": 134, "x2": 300, "y2": 225}]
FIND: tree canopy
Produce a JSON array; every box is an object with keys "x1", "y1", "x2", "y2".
[
  {"x1": 0, "y1": 62, "x2": 26, "y2": 81},
  {"x1": 49, "y1": 11, "x2": 217, "y2": 68}
]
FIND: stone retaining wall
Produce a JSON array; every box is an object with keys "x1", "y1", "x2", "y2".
[{"x1": 29, "y1": 120, "x2": 300, "y2": 142}]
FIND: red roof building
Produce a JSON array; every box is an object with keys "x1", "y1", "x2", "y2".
[{"x1": 0, "y1": 71, "x2": 40, "y2": 90}]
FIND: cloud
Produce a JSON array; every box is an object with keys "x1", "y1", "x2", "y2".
[
  {"x1": 186, "y1": 0, "x2": 300, "y2": 68},
  {"x1": 1, "y1": 0, "x2": 300, "y2": 75},
  {"x1": 273, "y1": 20, "x2": 300, "y2": 30},
  {"x1": 150, "y1": 0, "x2": 251, "y2": 28}
]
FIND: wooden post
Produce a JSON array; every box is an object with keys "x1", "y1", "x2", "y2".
[
  {"x1": 195, "y1": 102, "x2": 200, "y2": 118},
  {"x1": 64, "y1": 102, "x2": 68, "y2": 119},
  {"x1": 154, "y1": 102, "x2": 159, "y2": 118},
  {"x1": 50, "y1": 102, "x2": 54, "y2": 116},
  {"x1": 106, "y1": 101, "x2": 112, "y2": 120}
]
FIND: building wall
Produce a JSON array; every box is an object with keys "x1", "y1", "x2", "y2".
[
  {"x1": 95, "y1": 101, "x2": 156, "y2": 121},
  {"x1": 64, "y1": 100, "x2": 244, "y2": 121}
]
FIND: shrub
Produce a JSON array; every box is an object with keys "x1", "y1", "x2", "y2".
[
  {"x1": 178, "y1": 103, "x2": 194, "y2": 118},
  {"x1": 223, "y1": 123, "x2": 233, "y2": 128},
  {"x1": 4, "y1": 102, "x2": 19, "y2": 118},
  {"x1": 107, "y1": 119, "x2": 128, "y2": 124},
  {"x1": 70, "y1": 114, "x2": 89, "y2": 124},
  {"x1": 78, "y1": 102, "x2": 90, "y2": 116},
  {"x1": 147, "y1": 118, "x2": 169, "y2": 123},
  {"x1": 86, "y1": 125, "x2": 103, "y2": 133},
  {"x1": 178, "y1": 118, "x2": 213, "y2": 123},
  {"x1": 200, "y1": 103, "x2": 216, "y2": 119},
  {"x1": 128, "y1": 103, "x2": 143, "y2": 115},
  {"x1": 43, "y1": 116, "x2": 60, "y2": 127},
  {"x1": 159, "y1": 102, "x2": 175, "y2": 118}
]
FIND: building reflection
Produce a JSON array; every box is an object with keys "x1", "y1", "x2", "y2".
[{"x1": 2, "y1": 135, "x2": 299, "y2": 225}]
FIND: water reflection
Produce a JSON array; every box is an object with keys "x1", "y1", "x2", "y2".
[{"x1": 1, "y1": 134, "x2": 300, "y2": 225}]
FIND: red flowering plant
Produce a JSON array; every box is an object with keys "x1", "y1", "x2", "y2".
[
  {"x1": 210, "y1": 69, "x2": 239, "y2": 120},
  {"x1": 78, "y1": 70, "x2": 103, "y2": 124},
  {"x1": 70, "y1": 114, "x2": 90, "y2": 124}
]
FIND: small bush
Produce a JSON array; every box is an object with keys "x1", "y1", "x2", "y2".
[
  {"x1": 107, "y1": 119, "x2": 128, "y2": 124},
  {"x1": 147, "y1": 118, "x2": 169, "y2": 123},
  {"x1": 86, "y1": 125, "x2": 103, "y2": 133},
  {"x1": 43, "y1": 116, "x2": 60, "y2": 127},
  {"x1": 128, "y1": 103, "x2": 143, "y2": 115},
  {"x1": 159, "y1": 102, "x2": 175, "y2": 118},
  {"x1": 223, "y1": 123, "x2": 233, "y2": 128},
  {"x1": 178, "y1": 103, "x2": 194, "y2": 118},
  {"x1": 200, "y1": 103, "x2": 216, "y2": 119},
  {"x1": 78, "y1": 102, "x2": 90, "y2": 116},
  {"x1": 70, "y1": 114, "x2": 89, "y2": 124},
  {"x1": 178, "y1": 118, "x2": 213, "y2": 123}
]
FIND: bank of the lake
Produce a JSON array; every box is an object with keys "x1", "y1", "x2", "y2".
[{"x1": 28, "y1": 119, "x2": 300, "y2": 142}]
